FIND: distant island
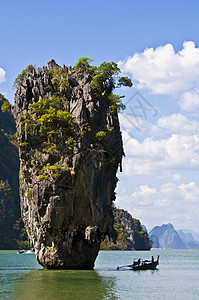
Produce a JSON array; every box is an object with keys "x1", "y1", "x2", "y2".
[{"x1": 149, "y1": 223, "x2": 199, "y2": 249}]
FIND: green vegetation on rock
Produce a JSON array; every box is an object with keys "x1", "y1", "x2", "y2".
[
  {"x1": 74, "y1": 57, "x2": 94, "y2": 72},
  {"x1": 1, "y1": 98, "x2": 11, "y2": 113},
  {"x1": 0, "y1": 94, "x2": 29, "y2": 249},
  {"x1": 20, "y1": 95, "x2": 76, "y2": 152},
  {"x1": 13, "y1": 65, "x2": 35, "y2": 89},
  {"x1": 74, "y1": 57, "x2": 132, "y2": 112},
  {"x1": 100, "y1": 207, "x2": 151, "y2": 250},
  {"x1": 17, "y1": 58, "x2": 132, "y2": 185}
]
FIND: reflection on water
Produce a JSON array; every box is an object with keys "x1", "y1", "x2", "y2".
[{"x1": 14, "y1": 269, "x2": 118, "y2": 300}]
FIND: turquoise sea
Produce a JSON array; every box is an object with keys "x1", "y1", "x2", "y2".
[{"x1": 0, "y1": 249, "x2": 199, "y2": 299}]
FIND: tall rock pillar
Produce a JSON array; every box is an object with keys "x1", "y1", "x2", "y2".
[{"x1": 13, "y1": 60, "x2": 124, "y2": 269}]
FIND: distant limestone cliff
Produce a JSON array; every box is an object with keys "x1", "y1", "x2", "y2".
[
  {"x1": 101, "y1": 207, "x2": 151, "y2": 250},
  {"x1": 178, "y1": 230, "x2": 199, "y2": 248},
  {"x1": 149, "y1": 223, "x2": 187, "y2": 249},
  {"x1": 149, "y1": 223, "x2": 199, "y2": 249},
  {"x1": 13, "y1": 59, "x2": 132, "y2": 269}
]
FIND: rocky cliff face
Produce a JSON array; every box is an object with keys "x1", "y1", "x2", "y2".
[
  {"x1": 0, "y1": 94, "x2": 21, "y2": 249},
  {"x1": 13, "y1": 60, "x2": 124, "y2": 269},
  {"x1": 149, "y1": 223, "x2": 188, "y2": 249},
  {"x1": 100, "y1": 207, "x2": 151, "y2": 250}
]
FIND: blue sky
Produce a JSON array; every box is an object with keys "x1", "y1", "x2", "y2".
[{"x1": 1, "y1": 0, "x2": 199, "y2": 231}]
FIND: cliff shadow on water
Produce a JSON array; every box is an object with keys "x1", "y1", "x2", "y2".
[{"x1": 13, "y1": 58, "x2": 132, "y2": 269}]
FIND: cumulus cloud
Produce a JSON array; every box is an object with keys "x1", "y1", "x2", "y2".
[
  {"x1": 0, "y1": 67, "x2": 6, "y2": 84},
  {"x1": 157, "y1": 172, "x2": 183, "y2": 182},
  {"x1": 119, "y1": 110, "x2": 199, "y2": 177},
  {"x1": 115, "y1": 181, "x2": 199, "y2": 230},
  {"x1": 151, "y1": 113, "x2": 199, "y2": 136},
  {"x1": 116, "y1": 42, "x2": 199, "y2": 231},
  {"x1": 119, "y1": 112, "x2": 145, "y2": 133},
  {"x1": 121, "y1": 131, "x2": 199, "y2": 176},
  {"x1": 119, "y1": 41, "x2": 199, "y2": 95},
  {"x1": 179, "y1": 90, "x2": 199, "y2": 112}
]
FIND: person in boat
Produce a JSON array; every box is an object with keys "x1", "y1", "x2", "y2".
[{"x1": 133, "y1": 258, "x2": 141, "y2": 267}]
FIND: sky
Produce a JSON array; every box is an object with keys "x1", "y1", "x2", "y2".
[{"x1": 1, "y1": 0, "x2": 199, "y2": 232}]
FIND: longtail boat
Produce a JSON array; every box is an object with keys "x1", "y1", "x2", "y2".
[{"x1": 117, "y1": 255, "x2": 159, "y2": 270}]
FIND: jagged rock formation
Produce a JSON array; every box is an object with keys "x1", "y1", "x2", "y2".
[
  {"x1": 179, "y1": 229, "x2": 199, "y2": 242},
  {"x1": 100, "y1": 207, "x2": 151, "y2": 250},
  {"x1": 149, "y1": 223, "x2": 188, "y2": 249},
  {"x1": 150, "y1": 224, "x2": 199, "y2": 249},
  {"x1": 177, "y1": 230, "x2": 199, "y2": 249},
  {"x1": 149, "y1": 234, "x2": 160, "y2": 248},
  {"x1": 13, "y1": 60, "x2": 125, "y2": 269}
]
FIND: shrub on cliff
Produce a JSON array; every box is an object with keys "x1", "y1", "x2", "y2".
[
  {"x1": 76, "y1": 57, "x2": 133, "y2": 109},
  {"x1": 100, "y1": 207, "x2": 151, "y2": 250}
]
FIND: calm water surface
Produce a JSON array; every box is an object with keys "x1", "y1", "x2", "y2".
[{"x1": 0, "y1": 249, "x2": 199, "y2": 299}]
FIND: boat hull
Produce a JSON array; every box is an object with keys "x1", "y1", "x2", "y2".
[{"x1": 131, "y1": 261, "x2": 158, "y2": 270}]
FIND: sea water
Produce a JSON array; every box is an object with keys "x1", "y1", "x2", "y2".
[{"x1": 0, "y1": 249, "x2": 199, "y2": 299}]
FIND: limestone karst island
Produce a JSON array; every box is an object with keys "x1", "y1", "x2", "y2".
[{"x1": 0, "y1": 58, "x2": 151, "y2": 269}]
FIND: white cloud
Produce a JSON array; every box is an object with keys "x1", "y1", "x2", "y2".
[
  {"x1": 119, "y1": 41, "x2": 199, "y2": 95},
  {"x1": 151, "y1": 113, "x2": 199, "y2": 136},
  {"x1": 179, "y1": 181, "x2": 199, "y2": 202},
  {"x1": 115, "y1": 181, "x2": 199, "y2": 231},
  {"x1": 119, "y1": 111, "x2": 199, "y2": 177},
  {"x1": 157, "y1": 172, "x2": 183, "y2": 182},
  {"x1": 179, "y1": 90, "x2": 199, "y2": 112},
  {"x1": 0, "y1": 67, "x2": 6, "y2": 84},
  {"x1": 171, "y1": 173, "x2": 183, "y2": 181},
  {"x1": 122, "y1": 131, "x2": 199, "y2": 176},
  {"x1": 116, "y1": 42, "x2": 199, "y2": 232},
  {"x1": 131, "y1": 185, "x2": 156, "y2": 206},
  {"x1": 119, "y1": 112, "x2": 145, "y2": 135}
]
